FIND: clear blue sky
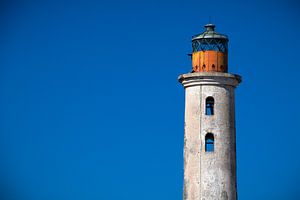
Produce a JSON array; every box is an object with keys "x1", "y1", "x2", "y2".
[{"x1": 0, "y1": 0, "x2": 299, "y2": 199}]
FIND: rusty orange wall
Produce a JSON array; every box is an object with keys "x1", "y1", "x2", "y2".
[{"x1": 192, "y1": 51, "x2": 228, "y2": 72}]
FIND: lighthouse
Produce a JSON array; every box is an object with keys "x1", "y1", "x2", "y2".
[{"x1": 178, "y1": 24, "x2": 241, "y2": 200}]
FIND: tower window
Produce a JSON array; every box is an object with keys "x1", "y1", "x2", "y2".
[
  {"x1": 205, "y1": 133, "x2": 214, "y2": 152},
  {"x1": 212, "y1": 64, "x2": 215, "y2": 69},
  {"x1": 205, "y1": 97, "x2": 214, "y2": 115}
]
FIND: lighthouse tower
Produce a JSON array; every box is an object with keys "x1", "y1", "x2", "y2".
[{"x1": 178, "y1": 24, "x2": 241, "y2": 200}]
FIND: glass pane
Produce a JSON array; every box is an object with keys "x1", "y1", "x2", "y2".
[
  {"x1": 206, "y1": 104, "x2": 214, "y2": 115},
  {"x1": 205, "y1": 139, "x2": 214, "y2": 152}
]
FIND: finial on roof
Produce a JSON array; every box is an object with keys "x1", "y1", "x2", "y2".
[{"x1": 204, "y1": 24, "x2": 215, "y2": 31}]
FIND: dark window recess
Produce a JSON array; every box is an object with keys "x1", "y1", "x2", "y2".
[
  {"x1": 212, "y1": 64, "x2": 215, "y2": 69},
  {"x1": 206, "y1": 97, "x2": 214, "y2": 115},
  {"x1": 202, "y1": 64, "x2": 206, "y2": 69},
  {"x1": 205, "y1": 133, "x2": 214, "y2": 152}
]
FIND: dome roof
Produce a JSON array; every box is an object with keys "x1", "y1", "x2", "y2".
[{"x1": 192, "y1": 24, "x2": 228, "y2": 41}]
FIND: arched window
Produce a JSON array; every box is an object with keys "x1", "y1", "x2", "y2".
[
  {"x1": 205, "y1": 133, "x2": 214, "y2": 152},
  {"x1": 212, "y1": 64, "x2": 215, "y2": 69},
  {"x1": 205, "y1": 97, "x2": 214, "y2": 115}
]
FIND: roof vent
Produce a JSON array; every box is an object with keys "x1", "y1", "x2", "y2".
[{"x1": 204, "y1": 24, "x2": 215, "y2": 31}]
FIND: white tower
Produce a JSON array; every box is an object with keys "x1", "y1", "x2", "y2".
[{"x1": 178, "y1": 24, "x2": 241, "y2": 200}]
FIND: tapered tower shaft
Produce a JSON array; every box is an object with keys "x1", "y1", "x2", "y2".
[{"x1": 179, "y1": 24, "x2": 241, "y2": 200}]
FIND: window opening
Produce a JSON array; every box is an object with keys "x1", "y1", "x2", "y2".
[
  {"x1": 205, "y1": 133, "x2": 214, "y2": 152},
  {"x1": 206, "y1": 97, "x2": 214, "y2": 115}
]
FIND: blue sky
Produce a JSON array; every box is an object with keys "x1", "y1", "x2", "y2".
[{"x1": 0, "y1": 0, "x2": 300, "y2": 199}]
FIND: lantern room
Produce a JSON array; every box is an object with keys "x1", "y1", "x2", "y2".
[{"x1": 191, "y1": 24, "x2": 228, "y2": 72}]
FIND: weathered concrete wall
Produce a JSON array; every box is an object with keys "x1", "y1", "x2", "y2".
[{"x1": 179, "y1": 72, "x2": 241, "y2": 200}]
